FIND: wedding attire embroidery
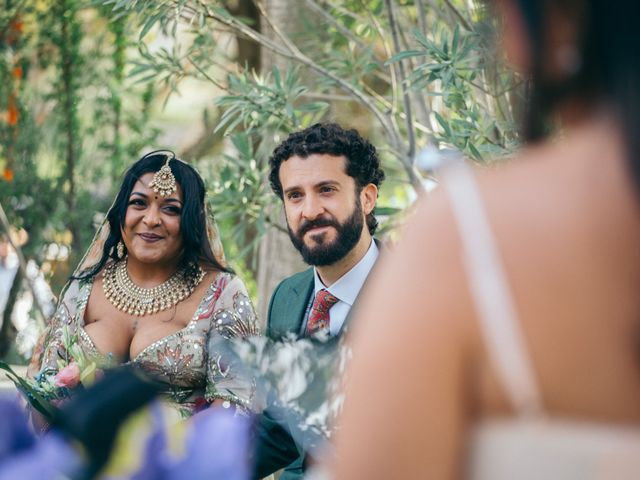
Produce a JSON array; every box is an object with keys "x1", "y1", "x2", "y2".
[{"x1": 31, "y1": 271, "x2": 257, "y2": 417}]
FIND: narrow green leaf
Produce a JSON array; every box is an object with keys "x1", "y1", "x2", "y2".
[
  {"x1": 435, "y1": 112, "x2": 452, "y2": 137},
  {"x1": 139, "y1": 12, "x2": 162, "y2": 40},
  {"x1": 385, "y1": 50, "x2": 424, "y2": 65},
  {"x1": 452, "y1": 26, "x2": 460, "y2": 54}
]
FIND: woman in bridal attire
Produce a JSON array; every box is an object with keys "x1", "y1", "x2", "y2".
[
  {"x1": 29, "y1": 150, "x2": 258, "y2": 418},
  {"x1": 334, "y1": 0, "x2": 640, "y2": 478}
]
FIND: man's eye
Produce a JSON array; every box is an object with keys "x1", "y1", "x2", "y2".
[
  {"x1": 320, "y1": 186, "x2": 335, "y2": 193},
  {"x1": 287, "y1": 192, "x2": 302, "y2": 200}
]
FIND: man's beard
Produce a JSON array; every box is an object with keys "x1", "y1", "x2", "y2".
[{"x1": 287, "y1": 201, "x2": 365, "y2": 267}]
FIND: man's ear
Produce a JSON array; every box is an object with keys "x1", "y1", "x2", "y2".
[{"x1": 360, "y1": 183, "x2": 378, "y2": 215}]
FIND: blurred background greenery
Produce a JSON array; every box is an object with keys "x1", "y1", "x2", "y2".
[{"x1": 0, "y1": 0, "x2": 523, "y2": 363}]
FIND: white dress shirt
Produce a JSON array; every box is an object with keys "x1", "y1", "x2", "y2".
[{"x1": 310, "y1": 240, "x2": 379, "y2": 336}]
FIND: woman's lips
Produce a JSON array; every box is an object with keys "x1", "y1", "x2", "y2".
[{"x1": 138, "y1": 233, "x2": 163, "y2": 242}]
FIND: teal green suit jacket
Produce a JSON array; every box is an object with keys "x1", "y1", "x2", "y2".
[
  {"x1": 253, "y1": 268, "x2": 314, "y2": 480},
  {"x1": 254, "y1": 242, "x2": 380, "y2": 479},
  {"x1": 267, "y1": 268, "x2": 315, "y2": 341}
]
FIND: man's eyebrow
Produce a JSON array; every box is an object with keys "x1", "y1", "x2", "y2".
[
  {"x1": 283, "y1": 180, "x2": 340, "y2": 195},
  {"x1": 316, "y1": 180, "x2": 339, "y2": 188}
]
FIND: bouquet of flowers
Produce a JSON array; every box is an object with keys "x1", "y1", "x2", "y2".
[
  {"x1": 0, "y1": 326, "x2": 101, "y2": 421},
  {"x1": 212, "y1": 332, "x2": 350, "y2": 453}
]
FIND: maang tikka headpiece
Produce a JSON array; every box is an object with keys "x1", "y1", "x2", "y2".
[{"x1": 148, "y1": 154, "x2": 177, "y2": 197}]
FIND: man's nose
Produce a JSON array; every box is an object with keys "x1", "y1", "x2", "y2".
[{"x1": 301, "y1": 195, "x2": 324, "y2": 220}]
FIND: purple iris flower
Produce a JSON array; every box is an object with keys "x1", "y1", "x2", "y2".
[
  {"x1": 0, "y1": 432, "x2": 83, "y2": 480},
  {"x1": 0, "y1": 396, "x2": 36, "y2": 459},
  {"x1": 0, "y1": 395, "x2": 82, "y2": 479},
  {"x1": 0, "y1": 394, "x2": 252, "y2": 480},
  {"x1": 130, "y1": 403, "x2": 251, "y2": 480}
]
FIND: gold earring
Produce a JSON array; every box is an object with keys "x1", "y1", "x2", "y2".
[{"x1": 117, "y1": 241, "x2": 125, "y2": 259}]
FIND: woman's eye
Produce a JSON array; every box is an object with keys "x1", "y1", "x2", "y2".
[
  {"x1": 164, "y1": 206, "x2": 181, "y2": 215},
  {"x1": 128, "y1": 199, "x2": 145, "y2": 207}
]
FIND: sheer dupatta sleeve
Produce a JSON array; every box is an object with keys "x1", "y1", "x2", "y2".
[
  {"x1": 27, "y1": 279, "x2": 86, "y2": 378},
  {"x1": 27, "y1": 201, "x2": 108, "y2": 380},
  {"x1": 204, "y1": 274, "x2": 259, "y2": 412}
]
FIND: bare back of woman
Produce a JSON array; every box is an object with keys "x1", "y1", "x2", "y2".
[{"x1": 333, "y1": 111, "x2": 640, "y2": 480}]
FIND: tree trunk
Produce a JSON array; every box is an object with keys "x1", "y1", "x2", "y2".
[
  {"x1": 255, "y1": 0, "x2": 306, "y2": 325},
  {"x1": 180, "y1": 2, "x2": 264, "y2": 284},
  {"x1": 181, "y1": 1, "x2": 262, "y2": 161}
]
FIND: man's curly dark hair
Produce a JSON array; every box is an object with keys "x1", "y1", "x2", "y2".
[{"x1": 269, "y1": 122, "x2": 385, "y2": 235}]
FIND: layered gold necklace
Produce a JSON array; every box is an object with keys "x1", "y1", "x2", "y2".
[{"x1": 102, "y1": 260, "x2": 205, "y2": 316}]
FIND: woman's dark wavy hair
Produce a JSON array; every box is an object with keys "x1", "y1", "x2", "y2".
[
  {"x1": 516, "y1": 0, "x2": 640, "y2": 188},
  {"x1": 75, "y1": 151, "x2": 231, "y2": 281},
  {"x1": 269, "y1": 122, "x2": 385, "y2": 235}
]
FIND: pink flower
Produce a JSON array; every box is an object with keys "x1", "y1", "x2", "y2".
[
  {"x1": 194, "y1": 396, "x2": 209, "y2": 412},
  {"x1": 54, "y1": 362, "x2": 81, "y2": 388}
]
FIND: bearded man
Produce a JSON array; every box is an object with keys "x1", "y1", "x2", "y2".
[{"x1": 253, "y1": 122, "x2": 385, "y2": 479}]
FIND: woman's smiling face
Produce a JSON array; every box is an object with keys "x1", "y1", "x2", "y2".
[{"x1": 121, "y1": 172, "x2": 184, "y2": 267}]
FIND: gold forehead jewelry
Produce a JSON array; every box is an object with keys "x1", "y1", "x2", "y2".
[
  {"x1": 148, "y1": 155, "x2": 177, "y2": 197},
  {"x1": 103, "y1": 260, "x2": 205, "y2": 316}
]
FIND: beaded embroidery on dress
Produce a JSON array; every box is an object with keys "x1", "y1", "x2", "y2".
[
  {"x1": 28, "y1": 157, "x2": 258, "y2": 417},
  {"x1": 31, "y1": 271, "x2": 258, "y2": 417}
]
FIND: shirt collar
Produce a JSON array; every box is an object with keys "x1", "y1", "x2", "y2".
[{"x1": 313, "y1": 240, "x2": 379, "y2": 306}]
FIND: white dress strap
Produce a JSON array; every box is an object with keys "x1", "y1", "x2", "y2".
[{"x1": 442, "y1": 161, "x2": 543, "y2": 417}]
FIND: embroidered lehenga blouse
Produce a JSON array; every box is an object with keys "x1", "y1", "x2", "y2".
[{"x1": 29, "y1": 271, "x2": 259, "y2": 417}]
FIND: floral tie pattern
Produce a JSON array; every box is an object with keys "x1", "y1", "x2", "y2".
[{"x1": 306, "y1": 289, "x2": 339, "y2": 337}]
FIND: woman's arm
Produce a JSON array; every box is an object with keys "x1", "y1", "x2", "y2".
[
  {"x1": 333, "y1": 193, "x2": 480, "y2": 479},
  {"x1": 205, "y1": 275, "x2": 259, "y2": 412},
  {"x1": 27, "y1": 279, "x2": 84, "y2": 379}
]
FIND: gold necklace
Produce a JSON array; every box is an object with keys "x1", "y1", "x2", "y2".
[{"x1": 102, "y1": 260, "x2": 205, "y2": 316}]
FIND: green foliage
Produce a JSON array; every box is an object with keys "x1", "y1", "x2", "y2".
[
  {"x1": 208, "y1": 132, "x2": 276, "y2": 258},
  {"x1": 1, "y1": 0, "x2": 525, "y2": 309},
  {"x1": 0, "y1": 0, "x2": 54, "y2": 257},
  {"x1": 95, "y1": 0, "x2": 523, "y2": 277},
  {"x1": 215, "y1": 66, "x2": 328, "y2": 135},
  {"x1": 202, "y1": 133, "x2": 275, "y2": 294},
  {"x1": 390, "y1": 24, "x2": 521, "y2": 160},
  {"x1": 0, "y1": 0, "x2": 160, "y2": 297}
]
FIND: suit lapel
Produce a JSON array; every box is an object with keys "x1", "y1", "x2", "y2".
[
  {"x1": 287, "y1": 271, "x2": 314, "y2": 337},
  {"x1": 269, "y1": 268, "x2": 315, "y2": 340}
]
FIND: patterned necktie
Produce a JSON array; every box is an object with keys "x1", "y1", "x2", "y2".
[{"x1": 305, "y1": 289, "x2": 339, "y2": 337}]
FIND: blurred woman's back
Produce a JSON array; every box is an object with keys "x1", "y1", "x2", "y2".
[
  {"x1": 464, "y1": 113, "x2": 640, "y2": 479},
  {"x1": 333, "y1": 1, "x2": 640, "y2": 478}
]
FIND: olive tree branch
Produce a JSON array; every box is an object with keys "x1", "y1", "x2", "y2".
[
  {"x1": 442, "y1": 0, "x2": 473, "y2": 31},
  {"x1": 191, "y1": 0, "x2": 399, "y2": 145},
  {"x1": 385, "y1": 0, "x2": 416, "y2": 162}
]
